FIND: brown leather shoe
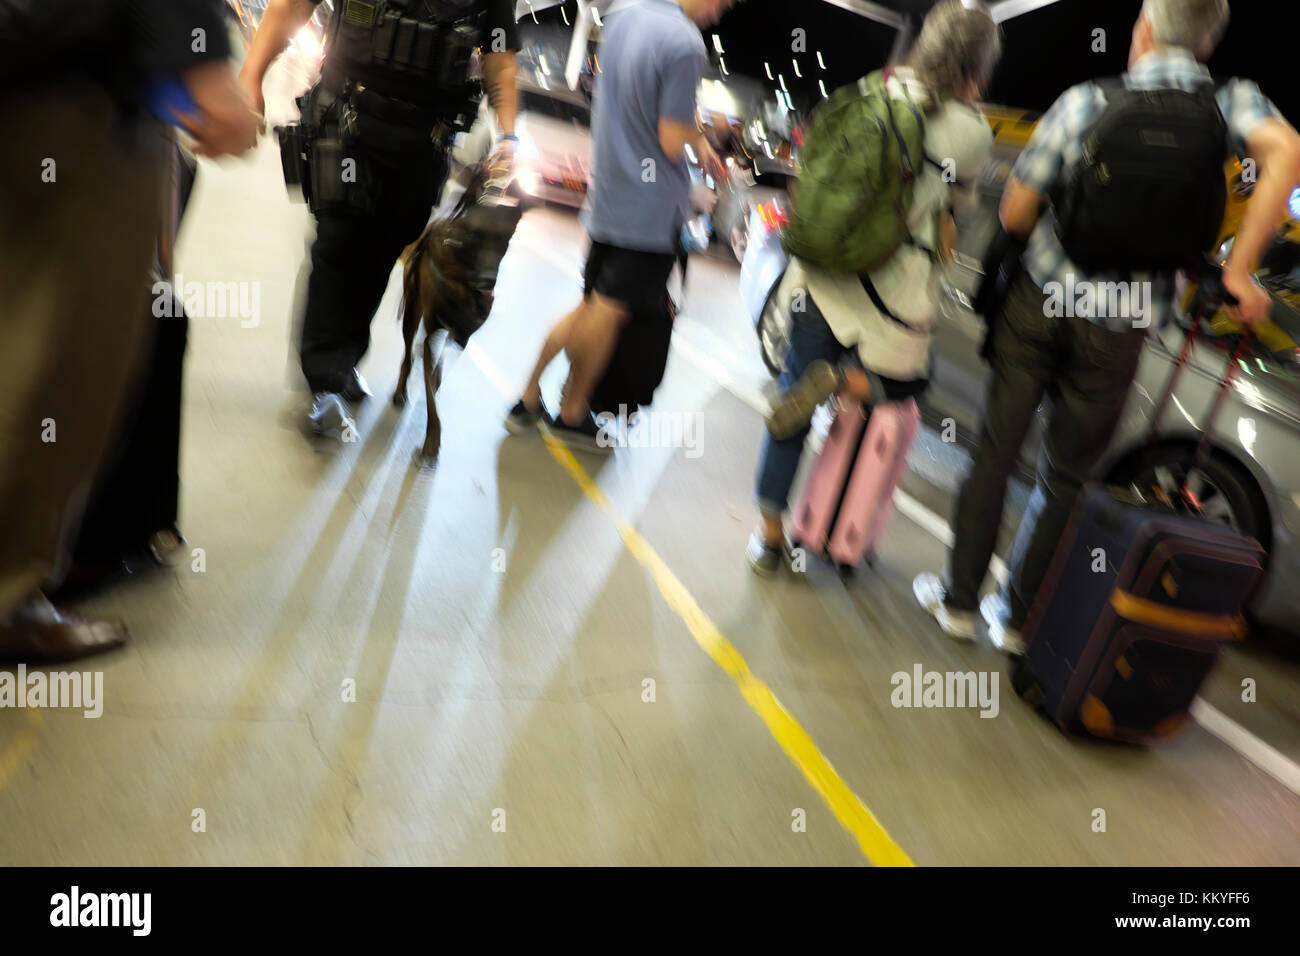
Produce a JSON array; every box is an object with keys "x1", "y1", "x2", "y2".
[{"x1": 0, "y1": 608, "x2": 128, "y2": 664}]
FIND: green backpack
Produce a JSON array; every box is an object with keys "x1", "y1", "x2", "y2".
[{"x1": 782, "y1": 69, "x2": 927, "y2": 274}]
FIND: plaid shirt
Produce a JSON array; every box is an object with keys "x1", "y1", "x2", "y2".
[{"x1": 1012, "y1": 48, "x2": 1287, "y2": 332}]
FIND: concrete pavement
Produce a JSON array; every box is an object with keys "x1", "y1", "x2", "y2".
[{"x1": 1, "y1": 126, "x2": 1298, "y2": 866}]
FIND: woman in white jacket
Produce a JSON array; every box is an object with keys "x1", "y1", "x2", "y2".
[{"x1": 749, "y1": 0, "x2": 1001, "y2": 574}]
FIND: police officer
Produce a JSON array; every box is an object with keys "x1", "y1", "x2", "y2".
[{"x1": 240, "y1": 0, "x2": 520, "y2": 439}]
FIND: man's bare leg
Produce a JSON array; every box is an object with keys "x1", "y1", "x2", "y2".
[
  {"x1": 559, "y1": 291, "x2": 629, "y2": 426},
  {"x1": 521, "y1": 299, "x2": 585, "y2": 409}
]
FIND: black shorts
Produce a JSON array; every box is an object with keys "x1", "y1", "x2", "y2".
[{"x1": 582, "y1": 240, "x2": 676, "y2": 319}]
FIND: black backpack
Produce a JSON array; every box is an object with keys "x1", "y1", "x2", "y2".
[{"x1": 1053, "y1": 78, "x2": 1228, "y2": 273}]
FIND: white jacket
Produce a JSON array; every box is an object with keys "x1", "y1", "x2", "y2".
[{"x1": 785, "y1": 67, "x2": 993, "y2": 381}]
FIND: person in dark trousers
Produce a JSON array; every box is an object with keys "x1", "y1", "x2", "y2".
[
  {"x1": 0, "y1": 0, "x2": 259, "y2": 662},
  {"x1": 915, "y1": 0, "x2": 1300, "y2": 654},
  {"x1": 240, "y1": 0, "x2": 521, "y2": 442},
  {"x1": 51, "y1": 141, "x2": 198, "y2": 599}
]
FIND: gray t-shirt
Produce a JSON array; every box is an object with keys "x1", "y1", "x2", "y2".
[{"x1": 579, "y1": 0, "x2": 707, "y2": 253}]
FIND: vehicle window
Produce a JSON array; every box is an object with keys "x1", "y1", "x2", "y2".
[
  {"x1": 520, "y1": 90, "x2": 591, "y2": 127},
  {"x1": 754, "y1": 171, "x2": 791, "y2": 190}
]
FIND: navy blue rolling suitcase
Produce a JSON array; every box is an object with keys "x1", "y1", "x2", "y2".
[
  {"x1": 1011, "y1": 267, "x2": 1265, "y2": 743},
  {"x1": 1012, "y1": 487, "x2": 1263, "y2": 743}
]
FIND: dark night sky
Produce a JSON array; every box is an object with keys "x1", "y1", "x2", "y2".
[{"x1": 529, "y1": 0, "x2": 1298, "y2": 123}]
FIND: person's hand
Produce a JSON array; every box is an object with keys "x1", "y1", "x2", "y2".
[
  {"x1": 938, "y1": 213, "x2": 957, "y2": 263},
  {"x1": 698, "y1": 138, "x2": 729, "y2": 183},
  {"x1": 1221, "y1": 267, "x2": 1272, "y2": 329},
  {"x1": 177, "y1": 61, "x2": 260, "y2": 158}
]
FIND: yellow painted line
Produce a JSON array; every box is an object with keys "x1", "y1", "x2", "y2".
[
  {"x1": 0, "y1": 709, "x2": 42, "y2": 792},
  {"x1": 538, "y1": 426, "x2": 914, "y2": 867}
]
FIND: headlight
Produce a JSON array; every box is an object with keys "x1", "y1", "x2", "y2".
[{"x1": 1289, "y1": 186, "x2": 1300, "y2": 221}]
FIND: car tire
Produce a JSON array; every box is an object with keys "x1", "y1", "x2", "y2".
[
  {"x1": 757, "y1": 289, "x2": 791, "y2": 378},
  {"x1": 1110, "y1": 447, "x2": 1271, "y2": 551},
  {"x1": 731, "y1": 219, "x2": 749, "y2": 263}
]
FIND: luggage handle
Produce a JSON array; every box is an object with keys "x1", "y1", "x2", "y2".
[{"x1": 1147, "y1": 260, "x2": 1252, "y2": 513}]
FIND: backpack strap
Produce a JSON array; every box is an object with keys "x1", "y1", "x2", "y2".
[
  {"x1": 867, "y1": 70, "x2": 919, "y2": 184},
  {"x1": 859, "y1": 273, "x2": 929, "y2": 332},
  {"x1": 1052, "y1": 76, "x2": 1127, "y2": 214},
  {"x1": 1095, "y1": 76, "x2": 1128, "y2": 99}
]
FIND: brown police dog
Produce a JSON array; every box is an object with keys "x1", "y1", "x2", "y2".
[{"x1": 393, "y1": 166, "x2": 521, "y2": 464}]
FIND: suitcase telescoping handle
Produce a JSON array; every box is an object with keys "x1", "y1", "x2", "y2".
[{"x1": 1147, "y1": 260, "x2": 1254, "y2": 511}]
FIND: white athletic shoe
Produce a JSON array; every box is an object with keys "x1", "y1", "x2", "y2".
[
  {"x1": 912, "y1": 572, "x2": 977, "y2": 641},
  {"x1": 980, "y1": 592, "x2": 1027, "y2": 657}
]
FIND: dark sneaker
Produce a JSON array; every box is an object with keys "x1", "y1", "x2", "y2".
[
  {"x1": 307, "y1": 392, "x2": 356, "y2": 441},
  {"x1": 504, "y1": 398, "x2": 544, "y2": 435},
  {"x1": 767, "y1": 359, "x2": 841, "y2": 440},
  {"x1": 147, "y1": 527, "x2": 186, "y2": 566},
  {"x1": 341, "y1": 369, "x2": 371, "y2": 403},
  {"x1": 547, "y1": 411, "x2": 614, "y2": 453},
  {"x1": 747, "y1": 531, "x2": 792, "y2": 577}
]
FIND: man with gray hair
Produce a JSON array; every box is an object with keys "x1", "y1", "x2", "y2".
[{"x1": 916, "y1": 0, "x2": 1300, "y2": 652}]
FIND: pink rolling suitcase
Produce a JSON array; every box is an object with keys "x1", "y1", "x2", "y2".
[{"x1": 791, "y1": 398, "x2": 920, "y2": 575}]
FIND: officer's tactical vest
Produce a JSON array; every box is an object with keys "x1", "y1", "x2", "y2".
[{"x1": 326, "y1": 0, "x2": 484, "y2": 111}]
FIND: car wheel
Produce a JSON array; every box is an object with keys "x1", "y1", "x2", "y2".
[
  {"x1": 757, "y1": 290, "x2": 791, "y2": 378},
  {"x1": 1112, "y1": 448, "x2": 1271, "y2": 551},
  {"x1": 731, "y1": 219, "x2": 749, "y2": 263}
]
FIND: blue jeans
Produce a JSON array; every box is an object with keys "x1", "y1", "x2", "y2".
[
  {"x1": 755, "y1": 300, "x2": 857, "y2": 516},
  {"x1": 755, "y1": 298, "x2": 930, "y2": 517}
]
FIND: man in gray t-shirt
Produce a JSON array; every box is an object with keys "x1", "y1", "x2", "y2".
[
  {"x1": 581, "y1": 0, "x2": 708, "y2": 252},
  {"x1": 507, "y1": 0, "x2": 734, "y2": 449}
]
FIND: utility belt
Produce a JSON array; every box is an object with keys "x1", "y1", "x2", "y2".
[
  {"x1": 332, "y1": 0, "x2": 480, "y2": 91},
  {"x1": 276, "y1": 78, "x2": 458, "y2": 217}
]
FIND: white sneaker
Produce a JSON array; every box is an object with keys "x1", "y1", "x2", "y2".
[
  {"x1": 980, "y1": 592, "x2": 1027, "y2": 656},
  {"x1": 912, "y1": 572, "x2": 977, "y2": 641}
]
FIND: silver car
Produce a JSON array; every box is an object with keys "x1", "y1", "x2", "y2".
[
  {"x1": 715, "y1": 157, "x2": 798, "y2": 263},
  {"x1": 508, "y1": 82, "x2": 592, "y2": 209},
  {"x1": 740, "y1": 202, "x2": 1300, "y2": 639}
]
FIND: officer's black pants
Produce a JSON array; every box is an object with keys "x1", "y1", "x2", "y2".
[{"x1": 300, "y1": 146, "x2": 448, "y2": 394}]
